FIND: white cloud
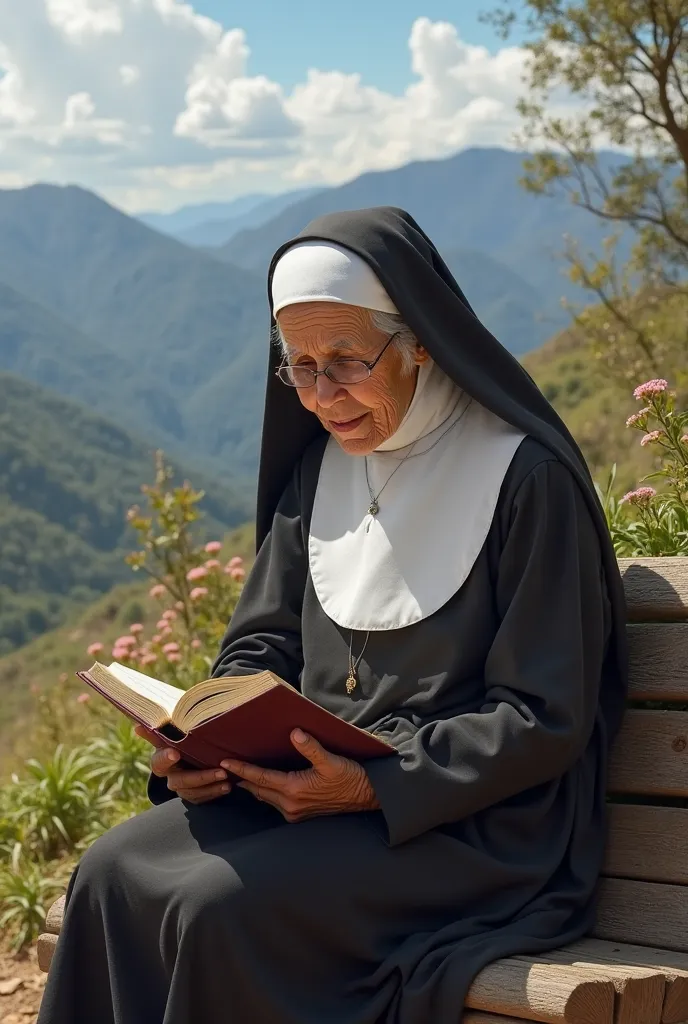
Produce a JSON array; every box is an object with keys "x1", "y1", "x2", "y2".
[
  {"x1": 0, "y1": 4, "x2": 554, "y2": 209},
  {"x1": 45, "y1": 0, "x2": 123, "y2": 40},
  {"x1": 119, "y1": 64, "x2": 140, "y2": 85}
]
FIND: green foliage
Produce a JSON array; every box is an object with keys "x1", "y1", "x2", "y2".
[
  {"x1": 596, "y1": 379, "x2": 688, "y2": 555},
  {"x1": 487, "y1": 0, "x2": 688, "y2": 386},
  {"x1": 0, "y1": 847, "x2": 67, "y2": 952},
  {"x1": 0, "y1": 371, "x2": 251, "y2": 654}
]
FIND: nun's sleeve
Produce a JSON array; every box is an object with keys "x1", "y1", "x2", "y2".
[
  {"x1": 364, "y1": 458, "x2": 610, "y2": 847},
  {"x1": 210, "y1": 469, "x2": 306, "y2": 686}
]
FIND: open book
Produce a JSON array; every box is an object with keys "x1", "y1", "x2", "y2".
[{"x1": 77, "y1": 662, "x2": 394, "y2": 771}]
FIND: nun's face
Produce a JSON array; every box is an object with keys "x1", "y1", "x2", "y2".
[{"x1": 277, "y1": 301, "x2": 428, "y2": 455}]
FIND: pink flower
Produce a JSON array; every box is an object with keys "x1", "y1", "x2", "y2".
[
  {"x1": 681, "y1": 435, "x2": 688, "y2": 446},
  {"x1": 156, "y1": 619, "x2": 168, "y2": 630},
  {"x1": 149, "y1": 584, "x2": 166, "y2": 599},
  {"x1": 76, "y1": 693, "x2": 91, "y2": 704},
  {"x1": 114, "y1": 635, "x2": 137, "y2": 648},
  {"x1": 112, "y1": 647, "x2": 131, "y2": 661},
  {"x1": 166, "y1": 652, "x2": 182, "y2": 663},
  {"x1": 190, "y1": 586, "x2": 208, "y2": 601},
  {"x1": 160, "y1": 623, "x2": 172, "y2": 635},
  {"x1": 228, "y1": 556, "x2": 243, "y2": 568},
  {"x1": 162, "y1": 609, "x2": 177, "y2": 621},
  {"x1": 151, "y1": 634, "x2": 162, "y2": 644},
  {"x1": 140, "y1": 653, "x2": 158, "y2": 666},
  {"x1": 633, "y1": 378, "x2": 668, "y2": 400},
  {"x1": 175, "y1": 601, "x2": 184, "y2": 611},
  {"x1": 205, "y1": 541, "x2": 222, "y2": 554},
  {"x1": 87, "y1": 642, "x2": 104, "y2": 656},
  {"x1": 640, "y1": 430, "x2": 663, "y2": 447},
  {"x1": 162, "y1": 642, "x2": 180, "y2": 654},
  {"x1": 191, "y1": 639, "x2": 201, "y2": 649},
  {"x1": 626, "y1": 407, "x2": 650, "y2": 428},
  {"x1": 129, "y1": 623, "x2": 144, "y2": 634},
  {"x1": 229, "y1": 567, "x2": 245, "y2": 580},
  {"x1": 186, "y1": 566, "x2": 208, "y2": 582},
  {"x1": 621, "y1": 486, "x2": 657, "y2": 506},
  {"x1": 204, "y1": 559, "x2": 221, "y2": 570}
]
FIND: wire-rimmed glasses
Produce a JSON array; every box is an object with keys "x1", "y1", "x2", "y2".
[{"x1": 276, "y1": 332, "x2": 399, "y2": 388}]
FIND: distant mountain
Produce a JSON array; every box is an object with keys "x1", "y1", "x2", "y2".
[
  {"x1": 0, "y1": 149, "x2": 632, "y2": 483},
  {"x1": 139, "y1": 193, "x2": 270, "y2": 235},
  {"x1": 165, "y1": 187, "x2": 325, "y2": 248},
  {"x1": 215, "y1": 147, "x2": 627, "y2": 307},
  {"x1": 0, "y1": 372, "x2": 252, "y2": 655},
  {"x1": 0, "y1": 183, "x2": 269, "y2": 473}
]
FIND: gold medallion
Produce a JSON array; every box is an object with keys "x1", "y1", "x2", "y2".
[{"x1": 346, "y1": 674, "x2": 357, "y2": 695}]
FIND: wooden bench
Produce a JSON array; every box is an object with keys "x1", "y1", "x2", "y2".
[{"x1": 37, "y1": 556, "x2": 688, "y2": 1024}]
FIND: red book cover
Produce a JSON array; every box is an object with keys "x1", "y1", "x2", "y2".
[{"x1": 76, "y1": 670, "x2": 395, "y2": 771}]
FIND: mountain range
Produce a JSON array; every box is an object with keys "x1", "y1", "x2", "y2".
[
  {"x1": 0, "y1": 371, "x2": 252, "y2": 655},
  {"x1": 0, "y1": 146, "x2": 627, "y2": 486},
  {"x1": 140, "y1": 187, "x2": 323, "y2": 247}
]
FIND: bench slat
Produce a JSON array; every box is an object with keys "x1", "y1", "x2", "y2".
[
  {"x1": 464, "y1": 1015, "x2": 529, "y2": 1024},
  {"x1": 466, "y1": 957, "x2": 615, "y2": 1022},
  {"x1": 627, "y1": 623, "x2": 688, "y2": 702},
  {"x1": 515, "y1": 953, "x2": 665, "y2": 1024},
  {"x1": 619, "y1": 559, "x2": 688, "y2": 622},
  {"x1": 605, "y1": 805, "x2": 688, "y2": 886},
  {"x1": 609, "y1": 710, "x2": 688, "y2": 797},
  {"x1": 594, "y1": 879, "x2": 688, "y2": 954},
  {"x1": 561, "y1": 939, "x2": 688, "y2": 1024}
]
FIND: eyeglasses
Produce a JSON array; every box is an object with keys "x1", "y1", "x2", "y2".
[{"x1": 276, "y1": 332, "x2": 400, "y2": 388}]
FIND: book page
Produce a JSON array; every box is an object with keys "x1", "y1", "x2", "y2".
[{"x1": 107, "y1": 663, "x2": 184, "y2": 718}]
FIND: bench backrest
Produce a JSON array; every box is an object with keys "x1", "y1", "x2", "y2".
[{"x1": 596, "y1": 557, "x2": 688, "y2": 952}]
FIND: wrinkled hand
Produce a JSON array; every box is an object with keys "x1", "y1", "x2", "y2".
[
  {"x1": 222, "y1": 729, "x2": 380, "y2": 823},
  {"x1": 135, "y1": 725, "x2": 231, "y2": 804}
]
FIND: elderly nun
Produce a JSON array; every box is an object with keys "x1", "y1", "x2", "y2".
[{"x1": 38, "y1": 207, "x2": 627, "y2": 1024}]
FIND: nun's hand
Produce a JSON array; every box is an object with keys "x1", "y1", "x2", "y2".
[
  {"x1": 136, "y1": 725, "x2": 232, "y2": 804},
  {"x1": 220, "y1": 729, "x2": 380, "y2": 823}
]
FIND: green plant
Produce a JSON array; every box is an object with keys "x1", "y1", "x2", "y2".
[
  {"x1": 85, "y1": 720, "x2": 150, "y2": 802},
  {"x1": 0, "y1": 845, "x2": 67, "y2": 951},
  {"x1": 598, "y1": 379, "x2": 688, "y2": 556},
  {"x1": 12, "y1": 744, "x2": 111, "y2": 859}
]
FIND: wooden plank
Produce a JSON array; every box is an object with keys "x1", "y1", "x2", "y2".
[
  {"x1": 609, "y1": 710, "x2": 688, "y2": 797},
  {"x1": 467, "y1": 958, "x2": 614, "y2": 1022},
  {"x1": 561, "y1": 938, "x2": 688, "y2": 1024},
  {"x1": 464, "y1": 1015, "x2": 532, "y2": 1024},
  {"x1": 464, "y1": 1015, "x2": 529, "y2": 1024},
  {"x1": 594, "y1": 878, "x2": 688, "y2": 954},
  {"x1": 45, "y1": 894, "x2": 65, "y2": 934},
  {"x1": 37, "y1": 931, "x2": 58, "y2": 973},
  {"x1": 627, "y1": 623, "x2": 688, "y2": 702},
  {"x1": 516, "y1": 953, "x2": 665, "y2": 1024},
  {"x1": 619, "y1": 558, "x2": 688, "y2": 622},
  {"x1": 605, "y1": 805, "x2": 688, "y2": 886}
]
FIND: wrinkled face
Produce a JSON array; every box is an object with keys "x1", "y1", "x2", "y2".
[{"x1": 276, "y1": 301, "x2": 428, "y2": 455}]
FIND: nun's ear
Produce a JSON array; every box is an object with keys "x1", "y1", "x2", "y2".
[{"x1": 414, "y1": 343, "x2": 431, "y2": 365}]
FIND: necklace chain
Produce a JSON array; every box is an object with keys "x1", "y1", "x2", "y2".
[
  {"x1": 364, "y1": 398, "x2": 472, "y2": 520},
  {"x1": 348, "y1": 397, "x2": 472, "y2": 694}
]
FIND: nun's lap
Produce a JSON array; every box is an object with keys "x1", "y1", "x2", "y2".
[{"x1": 72, "y1": 791, "x2": 466, "y2": 953}]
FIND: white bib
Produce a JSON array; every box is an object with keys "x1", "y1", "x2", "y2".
[{"x1": 308, "y1": 397, "x2": 526, "y2": 631}]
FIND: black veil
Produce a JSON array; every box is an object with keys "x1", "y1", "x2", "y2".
[{"x1": 257, "y1": 206, "x2": 627, "y2": 737}]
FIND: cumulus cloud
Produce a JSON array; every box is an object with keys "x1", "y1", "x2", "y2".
[{"x1": 0, "y1": 3, "x2": 548, "y2": 208}]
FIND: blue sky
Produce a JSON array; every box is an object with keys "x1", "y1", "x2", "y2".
[
  {"x1": 193, "y1": 1, "x2": 524, "y2": 92},
  {"x1": 0, "y1": 1, "x2": 535, "y2": 210}
]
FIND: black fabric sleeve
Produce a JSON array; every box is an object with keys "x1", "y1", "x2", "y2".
[
  {"x1": 147, "y1": 466, "x2": 307, "y2": 806},
  {"x1": 364, "y1": 459, "x2": 610, "y2": 846}
]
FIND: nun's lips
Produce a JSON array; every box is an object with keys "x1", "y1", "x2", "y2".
[{"x1": 329, "y1": 413, "x2": 367, "y2": 433}]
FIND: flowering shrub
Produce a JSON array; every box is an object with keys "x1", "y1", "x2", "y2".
[
  {"x1": 0, "y1": 453, "x2": 249, "y2": 949},
  {"x1": 106, "y1": 452, "x2": 246, "y2": 689},
  {"x1": 598, "y1": 379, "x2": 688, "y2": 556}
]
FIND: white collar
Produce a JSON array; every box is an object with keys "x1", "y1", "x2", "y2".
[{"x1": 308, "y1": 369, "x2": 526, "y2": 631}]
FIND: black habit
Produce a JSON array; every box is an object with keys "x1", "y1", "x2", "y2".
[{"x1": 38, "y1": 208, "x2": 627, "y2": 1024}]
